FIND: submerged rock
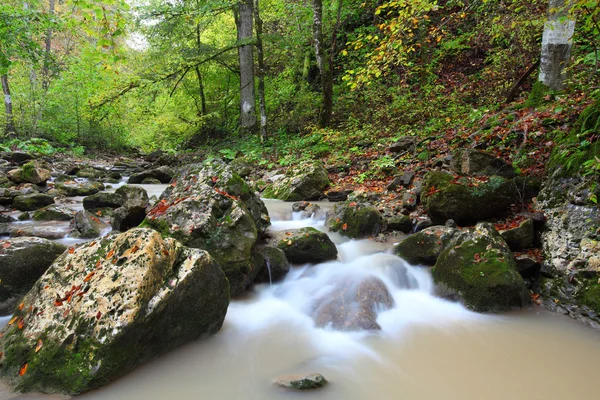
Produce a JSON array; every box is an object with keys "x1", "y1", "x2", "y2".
[
  {"x1": 274, "y1": 373, "x2": 328, "y2": 390},
  {"x1": 55, "y1": 182, "x2": 104, "y2": 197},
  {"x1": 0, "y1": 228, "x2": 229, "y2": 395},
  {"x1": 432, "y1": 223, "x2": 528, "y2": 312},
  {"x1": 269, "y1": 227, "x2": 337, "y2": 264},
  {"x1": 394, "y1": 225, "x2": 457, "y2": 266},
  {"x1": 0, "y1": 237, "x2": 67, "y2": 315},
  {"x1": 312, "y1": 276, "x2": 394, "y2": 331},
  {"x1": 141, "y1": 160, "x2": 270, "y2": 296},
  {"x1": 262, "y1": 162, "x2": 329, "y2": 201},
  {"x1": 32, "y1": 204, "x2": 75, "y2": 221},
  {"x1": 325, "y1": 200, "x2": 384, "y2": 239}
]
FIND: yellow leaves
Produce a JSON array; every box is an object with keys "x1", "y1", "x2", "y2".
[
  {"x1": 35, "y1": 340, "x2": 43, "y2": 353},
  {"x1": 287, "y1": 240, "x2": 292, "y2": 246},
  {"x1": 8, "y1": 316, "x2": 18, "y2": 325}
]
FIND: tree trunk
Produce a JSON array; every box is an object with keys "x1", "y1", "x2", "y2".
[
  {"x1": 312, "y1": 0, "x2": 333, "y2": 127},
  {"x1": 42, "y1": 0, "x2": 55, "y2": 91},
  {"x1": 195, "y1": 67, "x2": 207, "y2": 115},
  {"x1": 253, "y1": 0, "x2": 267, "y2": 142},
  {"x1": 235, "y1": 0, "x2": 257, "y2": 133},
  {"x1": 1, "y1": 74, "x2": 16, "y2": 135},
  {"x1": 539, "y1": 0, "x2": 575, "y2": 90}
]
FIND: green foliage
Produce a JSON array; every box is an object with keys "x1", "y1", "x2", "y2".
[{"x1": 0, "y1": 138, "x2": 55, "y2": 155}]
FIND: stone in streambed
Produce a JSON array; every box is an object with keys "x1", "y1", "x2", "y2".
[
  {"x1": 269, "y1": 227, "x2": 337, "y2": 264},
  {"x1": 72, "y1": 210, "x2": 108, "y2": 238},
  {"x1": 32, "y1": 204, "x2": 75, "y2": 221},
  {"x1": 274, "y1": 373, "x2": 328, "y2": 390},
  {"x1": 128, "y1": 166, "x2": 175, "y2": 184},
  {"x1": 253, "y1": 246, "x2": 290, "y2": 284},
  {"x1": 83, "y1": 192, "x2": 125, "y2": 210},
  {"x1": 394, "y1": 225, "x2": 457, "y2": 266},
  {"x1": 12, "y1": 193, "x2": 54, "y2": 211},
  {"x1": 325, "y1": 200, "x2": 384, "y2": 239},
  {"x1": 262, "y1": 162, "x2": 329, "y2": 201},
  {"x1": 0, "y1": 228, "x2": 229, "y2": 395}
]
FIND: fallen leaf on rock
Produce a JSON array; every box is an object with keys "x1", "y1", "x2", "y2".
[
  {"x1": 342, "y1": 223, "x2": 348, "y2": 231},
  {"x1": 19, "y1": 363, "x2": 27, "y2": 376},
  {"x1": 68, "y1": 247, "x2": 75, "y2": 254},
  {"x1": 83, "y1": 271, "x2": 95, "y2": 282},
  {"x1": 18, "y1": 303, "x2": 24, "y2": 310},
  {"x1": 17, "y1": 318, "x2": 24, "y2": 329},
  {"x1": 8, "y1": 316, "x2": 17, "y2": 325},
  {"x1": 35, "y1": 340, "x2": 43, "y2": 353}
]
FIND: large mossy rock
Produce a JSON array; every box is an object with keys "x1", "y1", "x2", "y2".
[
  {"x1": 269, "y1": 227, "x2": 337, "y2": 264},
  {"x1": 32, "y1": 205, "x2": 75, "y2": 221},
  {"x1": 12, "y1": 194, "x2": 54, "y2": 211},
  {"x1": 141, "y1": 161, "x2": 270, "y2": 296},
  {"x1": 262, "y1": 162, "x2": 329, "y2": 201},
  {"x1": 432, "y1": 223, "x2": 528, "y2": 312},
  {"x1": 0, "y1": 228, "x2": 229, "y2": 395},
  {"x1": 82, "y1": 192, "x2": 125, "y2": 210},
  {"x1": 128, "y1": 166, "x2": 175, "y2": 184},
  {"x1": 55, "y1": 182, "x2": 104, "y2": 197},
  {"x1": 394, "y1": 225, "x2": 457, "y2": 266},
  {"x1": 253, "y1": 246, "x2": 290, "y2": 284},
  {"x1": 0, "y1": 238, "x2": 67, "y2": 315},
  {"x1": 420, "y1": 171, "x2": 518, "y2": 225},
  {"x1": 450, "y1": 149, "x2": 516, "y2": 178},
  {"x1": 312, "y1": 276, "x2": 394, "y2": 331},
  {"x1": 7, "y1": 162, "x2": 51, "y2": 185},
  {"x1": 325, "y1": 201, "x2": 384, "y2": 238}
]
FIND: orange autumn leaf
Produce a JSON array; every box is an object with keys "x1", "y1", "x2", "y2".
[
  {"x1": 89, "y1": 241, "x2": 96, "y2": 247},
  {"x1": 107, "y1": 250, "x2": 115, "y2": 258},
  {"x1": 18, "y1": 303, "x2": 24, "y2": 310},
  {"x1": 130, "y1": 245, "x2": 139, "y2": 254},
  {"x1": 54, "y1": 299, "x2": 63, "y2": 307},
  {"x1": 161, "y1": 249, "x2": 169, "y2": 256},
  {"x1": 1, "y1": 242, "x2": 10, "y2": 249},
  {"x1": 8, "y1": 316, "x2": 18, "y2": 325},
  {"x1": 35, "y1": 340, "x2": 43, "y2": 353},
  {"x1": 83, "y1": 271, "x2": 95, "y2": 282},
  {"x1": 68, "y1": 247, "x2": 75, "y2": 254},
  {"x1": 19, "y1": 363, "x2": 28, "y2": 376},
  {"x1": 342, "y1": 223, "x2": 348, "y2": 231},
  {"x1": 96, "y1": 311, "x2": 102, "y2": 320},
  {"x1": 17, "y1": 319, "x2": 24, "y2": 330},
  {"x1": 95, "y1": 259, "x2": 101, "y2": 268}
]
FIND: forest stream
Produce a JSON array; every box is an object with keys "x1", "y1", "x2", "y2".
[{"x1": 0, "y1": 193, "x2": 599, "y2": 400}]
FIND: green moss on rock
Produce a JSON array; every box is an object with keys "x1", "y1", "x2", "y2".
[{"x1": 325, "y1": 201, "x2": 384, "y2": 238}]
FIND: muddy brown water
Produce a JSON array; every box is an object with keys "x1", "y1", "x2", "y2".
[{"x1": 1, "y1": 199, "x2": 599, "y2": 400}]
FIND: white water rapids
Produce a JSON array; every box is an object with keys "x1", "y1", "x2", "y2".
[{"x1": 1, "y1": 198, "x2": 600, "y2": 400}]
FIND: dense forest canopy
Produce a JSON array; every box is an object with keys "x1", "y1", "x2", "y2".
[{"x1": 0, "y1": 0, "x2": 598, "y2": 159}]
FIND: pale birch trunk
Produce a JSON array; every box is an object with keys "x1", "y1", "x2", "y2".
[{"x1": 539, "y1": 0, "x2": 575, "y2": 90}]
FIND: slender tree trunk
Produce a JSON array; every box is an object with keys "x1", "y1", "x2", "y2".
[
  {"x1": 1, "y1": 74, "x2": 16, "y2": 135},
  {"x1": 253, "y1": 0, "x2": 267, "y2": 142},
  {"x1": 302, "y1": 51, "x2": 311, "y2": 82},
  {"x1": 235, "y1": 0, "x2": 257, "y2": 133},
  {"x1": 539, "y1": 0, "x2": 575, "y2": 90},
  {"x1": 42, "y1": 0, "x2": 55, "y2": 91},
  {"x1": 312, "y1": 0, "x2": 333, "y2": 127},
  {"x1": 195, "y1": 67, "x2": 207, "y2": 115}
]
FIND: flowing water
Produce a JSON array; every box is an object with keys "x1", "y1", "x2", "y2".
[{"x1": 1, "y1": 199, "x2": 600, "y2": 400}]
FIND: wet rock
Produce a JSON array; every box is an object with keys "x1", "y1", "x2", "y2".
[
  {"x1": 515, "y1": 254, "x2": 541, "y2": 279},
  {"x1": 499, "y1": 218, "x2": 534, "y2": 251},
  {"x1": 394, "y1": 225, "x2": 457, "y2": 265},
  {"x1": 325, "y1": 201, "x2": 384, "y2": 239},
  {"x1": 72, "y1": 210, "x2": 108, "y2": 238},
  {"x1": 402, "y1": 191, "x2": 418, "y2": 210},
  {"x1": 141, "y1": 177, "x2": 161, "y2": 184},
  {"x1": 312, "y1": 276, "x2": 394, "y2": 331},
  {"x1": 388, "y1": 137, "x2": 417, "y2": 153},
  {"x1": 450, "y1": 149, "x2": 516, "y2": 178},
  {"x1": 270, "y1": 227, "x2": 337, "y2": 264},
  {"x1": 111, "y1": 205, "x2": 147, "y2": 232},
  {"x1": 262, "y1": 162, "x2": 329, "y2": 201},
  {"x1": 420, "y1": 171, "x2": 518, "y2": 225},
  {"x1": 10, "y1": 226, "x2": 68, "y2": 240},
  {"x1": 432, "y1": 223, "x2": 528, "y2": 312},
  {"x1": 64, "y1": 165, "x2": 81, "y2": 176},
  {"x1": 141, "y1": 160, "x2": 269, "y2": 296},
  {"x1": 55, "y1": 181, "x2": 104, "y2": 197},
  {"x1": 32, "y1": 204, "x2": 75, "y2": 221},
  {"x1": 0, "y1": 213, "x2": 16, "y2": 223},
  {"x1": 0, "y1": 237, "x2": 67, "y2": 315},
  {"x1": 292, "y1": 202, "x2": 325, "y2": 219},
  {"x1": 82, "y1": 192, "x2": 125, "y2": 210},
  {"x1": 7, "y1": 162, "x2": 51, "y2": 185},
  {"x1": 128, "y1": 166, "x2": 175, "y2": 184},
  {"x1": 17, "y1": 213, "x2": 30, "y2": 221},
  {"x1": 386, "y1": 215, "x2": 412, "y2": 233},
  {"x1": 0, "y1": 173, "x2": 14, "y2": 189},
  {"x1": 13, "y1": 193, "x2": 54, "y2": 211},
  {"x1": 75, "y1": 167, "x2": 106, "y2": 179},
  {"x1": 0, "y1": 228, "x2": 229, "y2": 395},
  {"x1": 274, "y1": 373, "x2": 328, "y2": 390},
  {"x1": 388, "y1": 170, "x2": 415, "y2": 191},
  {"x1": 325, "y1": 190, "x2": 351, "y2": 202},
  {"x1": 115, "y1": 185, "x2": 149, "y2": 208},
  {"x1": 253, "y1": 246, "x2": 290, "y2": 284},
  {"x1": 8, "y1": 151, "x2": 34, "y2": 164}
]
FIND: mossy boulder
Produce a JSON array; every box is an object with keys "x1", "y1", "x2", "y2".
[
  {"x1": 312, "y1": 276, "x2": 394, "y2": 331},
  {"x1": 270, "y1": 227, "x2": 337, "y2": 264},
  {"x1": 32, "y1": 205, "x2": 75, "y2": 221},
  {"x1": 75, "y1": 167, "x2": 106, "y2": 179},
  {"x1": 432, "y1": 223, "x2": 528, "y2": 312},
  {"x1": 141, "y1": 177, "x2": 161, "y2": 184},
  {"x1": 451, "y1": 149, "x2": 516, "y2": 178},
  {"x1": 0, "y1": 173, "x2": 14, "y2": 189},
  {"x1": 115, "y1": 185, "x2": 149, "y2": 208},
  {"x1": 7, "y1": 162, "x2": 51, "y2": 185},
  {"x1": 0, "y1": 228, "x2": 229, "y2": 395},
  {"x1": 0, "y1": 238, "x2": 67, "y2": 315},
  {"x1": 12, "y1": 194, "x2": 54, "y2": 211},
  {"x1": 141, "y1": 160, "x2": 270, "y2": 296},
  {"x1": 55, "y1": 182, "x2": 104, "y2": 197},
  {"x1": 82, "y1": 192, "x2": 125, "y2": 210},
  {"x1": 394, "y1": 226, "x2": 457, "y2": 266},
  {"x1": 499, "y1": 218, "x2": 534, "y2": 251},
  {"x1": 253, "y1": 246, "x2": 290, "y2": 283},
  {"x1": 325, "y1": 201, "x2": 384, "y2": 239},
  {"x1": 262, "y1": 162, "x2": 329, "y2": 201},
  {"x1": 387, "y1": 214, "x2": 412, "y2": 233},
  {"x1": 421, "y1": 171, "x2": 518, "y2": 225},
  {"x1": 128, "y1": 166, "x2": 175, "y2": 184}
]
